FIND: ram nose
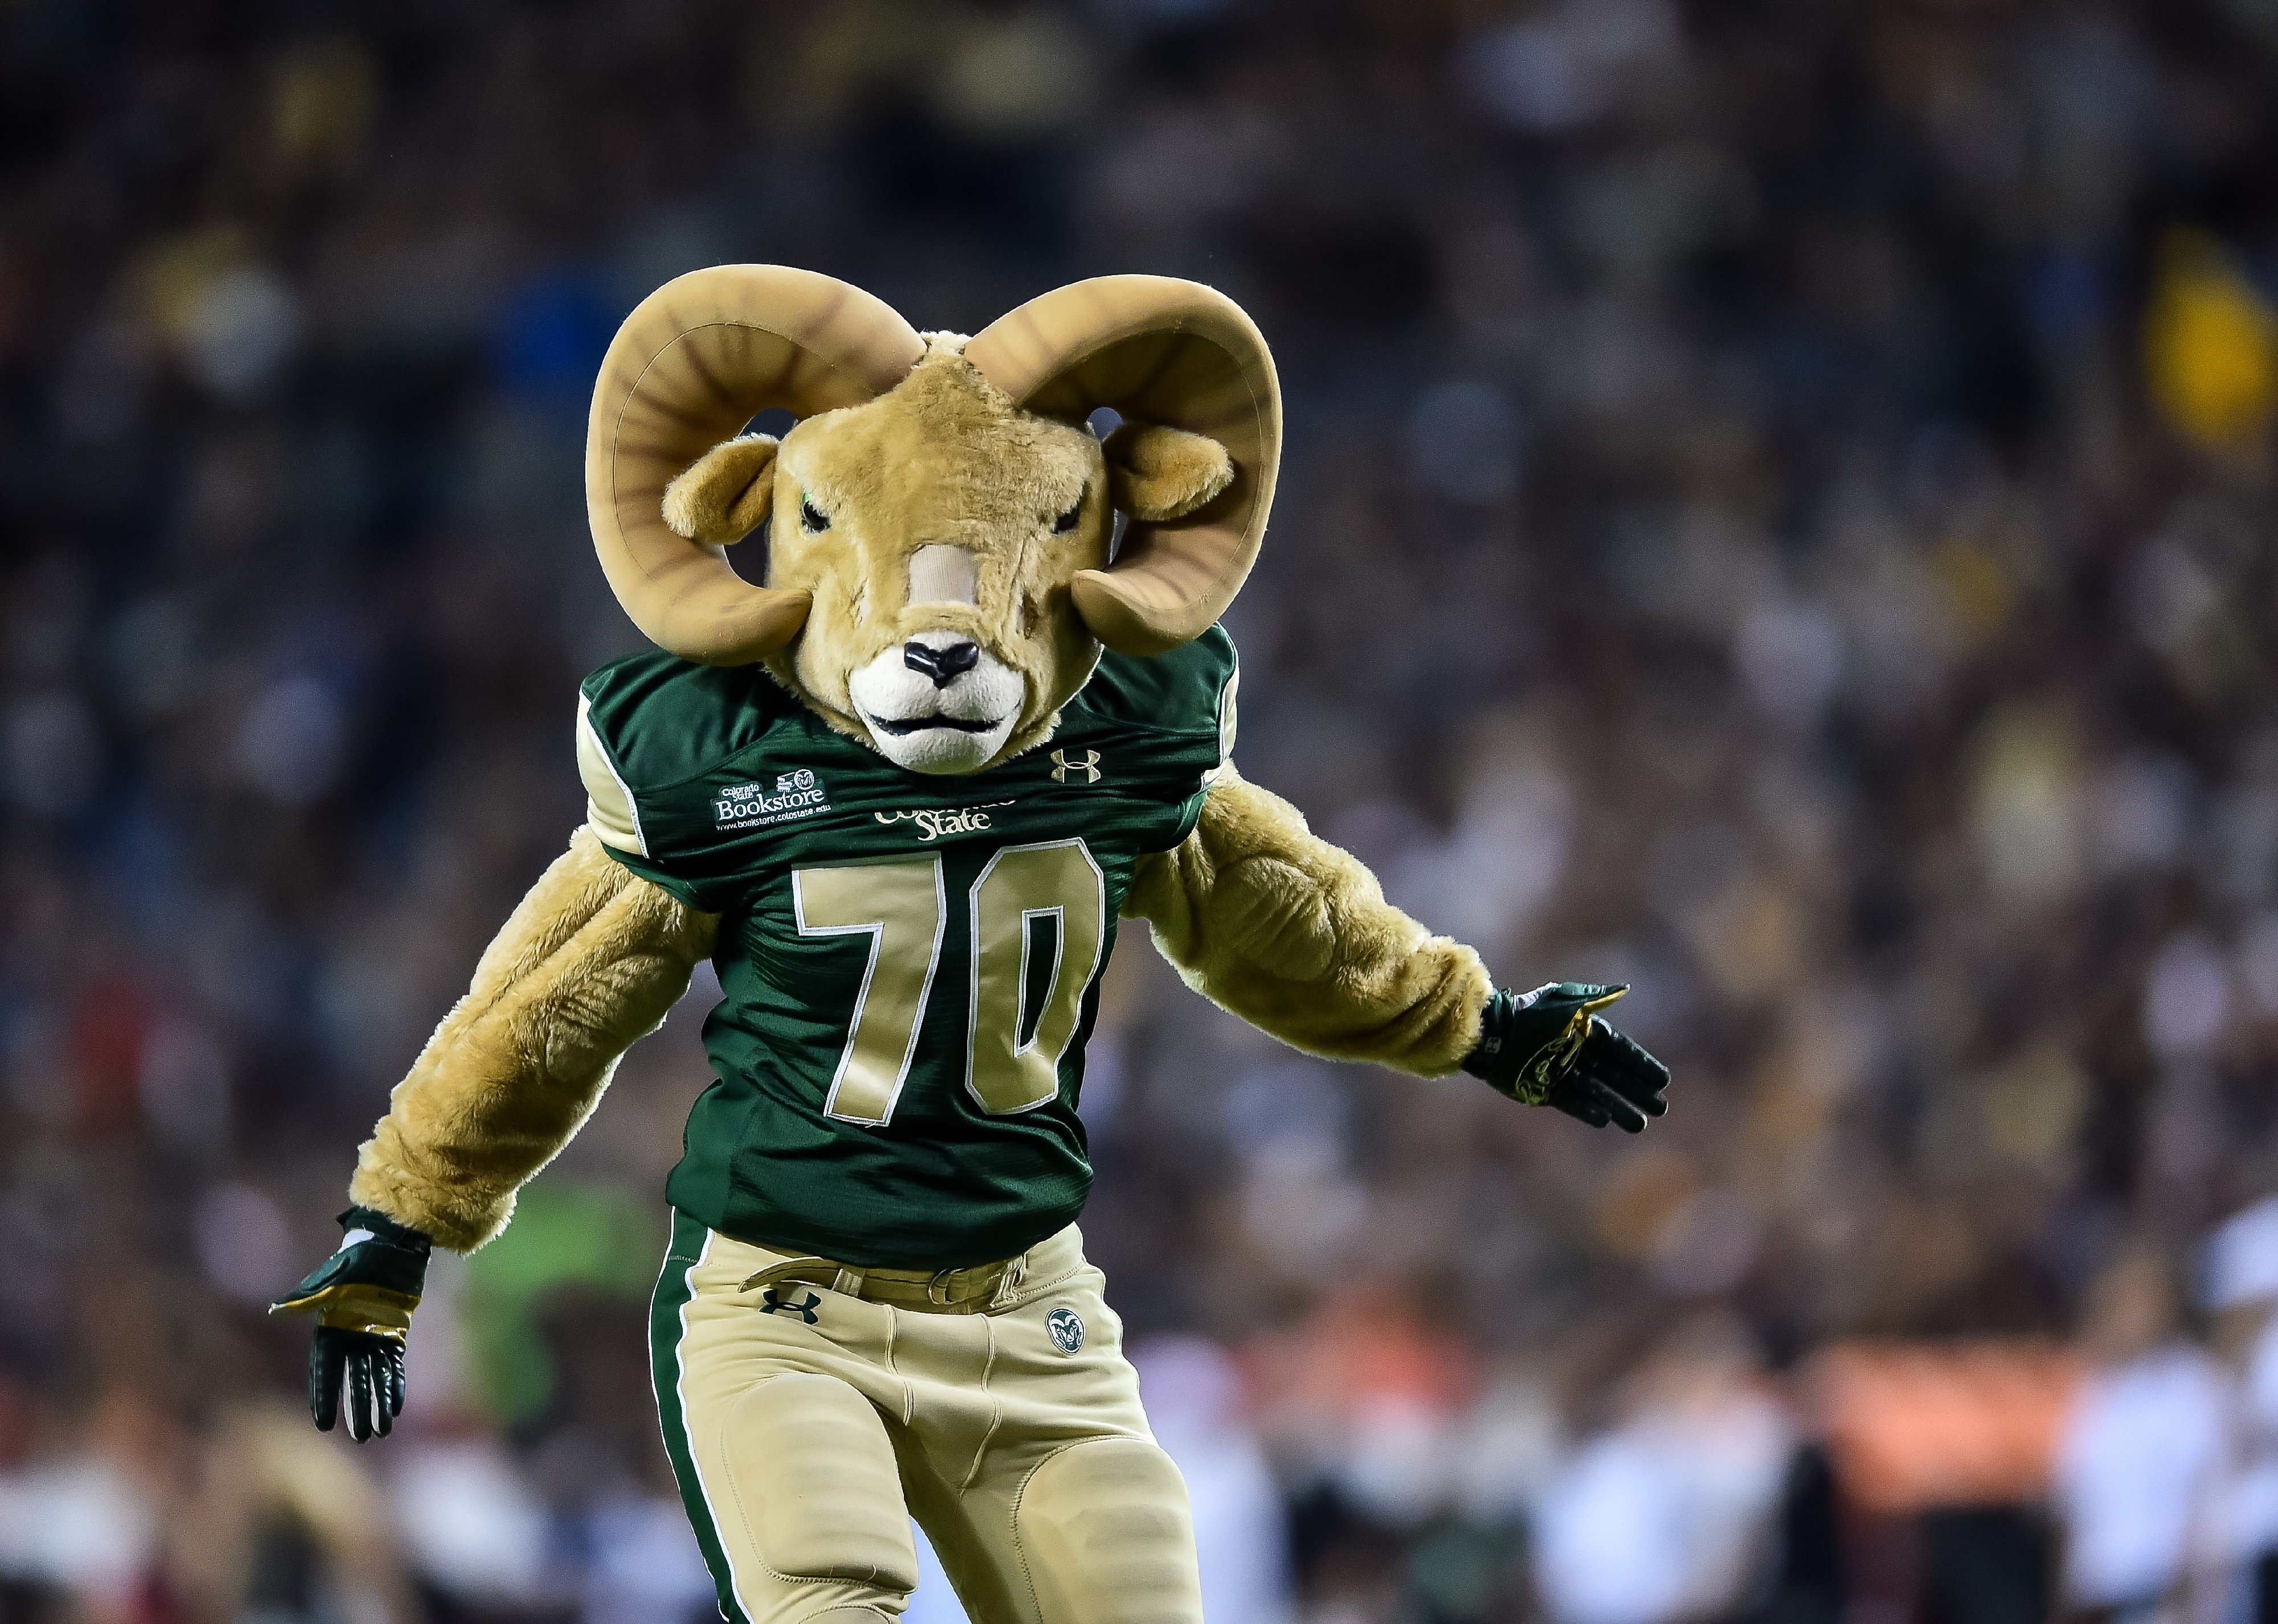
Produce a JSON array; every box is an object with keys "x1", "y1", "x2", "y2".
[{"x1": 904, "y1": 639, "x2": 980, "y2": 688}]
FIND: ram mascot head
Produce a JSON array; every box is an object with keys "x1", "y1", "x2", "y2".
[{"x1": 587, "y1": 267, "x2": 1280, "y2": 773}]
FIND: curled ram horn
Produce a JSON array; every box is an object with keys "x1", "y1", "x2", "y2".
[
  {"x1": 585, "y1": 266, "x2": 925, "y2": 666},
  {"x1": 965, "y1": 276, "x2": 1282, "y2": 657}
]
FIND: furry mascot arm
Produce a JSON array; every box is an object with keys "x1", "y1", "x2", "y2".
[
  {"x1": 1124, "y1": 766, "x2": 1492, "y2": 1076},
  {"x1": 347, "y1": 827, "x2": 718, "y2": 1252}
]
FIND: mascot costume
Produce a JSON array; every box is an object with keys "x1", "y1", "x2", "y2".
[{"x1": 272, "y1": 268, "x2": 1669, "y2": 1624}]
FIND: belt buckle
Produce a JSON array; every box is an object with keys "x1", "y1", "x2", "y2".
[{"x1": 927, "y1": 1267, "x2": 959, "y2": 1306}]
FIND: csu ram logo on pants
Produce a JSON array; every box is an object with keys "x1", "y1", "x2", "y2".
[
  {"x1": 1046, "y1": 1307, "x2": 1085, "y2": 1354},
  {"x1": 715, "y1": 769, "x2": 832, "y2": 831}
]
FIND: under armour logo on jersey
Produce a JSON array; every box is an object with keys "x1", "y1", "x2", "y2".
[
  {"x1": 1050, "y1": 749, "x2": 1102, "y2": 784},
  {"x1": 759, "y1": 1288, "x2": 821, "y2": 1324}
]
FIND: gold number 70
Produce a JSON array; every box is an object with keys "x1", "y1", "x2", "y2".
[{"x1": 792, "y1": 840, "x2": 1106, "y2": 1125}]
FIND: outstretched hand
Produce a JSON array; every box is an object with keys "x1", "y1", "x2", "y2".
[
  {"x1": 270, "y1": 1206, "x2": 430, "y2": 1442},
  {"x1": 1463, "y1": 983, "x2": 1671, "y2": 1133},
  {"x1": 307, "y1": 1326, "x2": 406, "y2": 1441}
]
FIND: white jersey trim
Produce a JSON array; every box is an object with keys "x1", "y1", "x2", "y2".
[{"x1": 577, "y1": 691, "x2": 650, "y2": 858}]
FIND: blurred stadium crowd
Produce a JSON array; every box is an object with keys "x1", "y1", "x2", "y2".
[{"x1": 6, "y1": 0, "x2": 2278, "y2": 1620}]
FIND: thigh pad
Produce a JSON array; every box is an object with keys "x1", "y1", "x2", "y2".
[
  {"x1": 723, "y1": 1373, "x2": 920, "y2": 1593},
  {"x1": 1014, "y1": 1437, "x2": 1201, "y2": 1624}
]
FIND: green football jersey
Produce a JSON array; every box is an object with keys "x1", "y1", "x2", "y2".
[{"x1": 575, "y1": 629, "x2": 1238, "y2": 1270}]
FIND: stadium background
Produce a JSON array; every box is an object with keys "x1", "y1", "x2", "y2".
[{"x1": 6, "y1": 1, "x2": 2278, "y2": 1619}]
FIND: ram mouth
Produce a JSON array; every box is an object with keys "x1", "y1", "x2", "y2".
[{"x1": 866, "y1": 712, "x2": 1005, "y2": 737}]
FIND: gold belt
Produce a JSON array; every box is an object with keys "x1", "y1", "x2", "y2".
[{"x1": 739, "y1": 1252, "x2": 1026, "y2": 1315}]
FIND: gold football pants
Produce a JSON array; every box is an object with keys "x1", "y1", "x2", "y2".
[{"x1": 649, "y1": 1211, "x2": 1204, "y2": 1624}]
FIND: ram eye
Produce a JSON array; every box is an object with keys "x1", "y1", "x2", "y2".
[
  {"x1": 800, "y1": 496, "x2": 829, "y2": 533},
  {"x1": 1052, "y1": 499, "x2": 1083, "y2": 534}
]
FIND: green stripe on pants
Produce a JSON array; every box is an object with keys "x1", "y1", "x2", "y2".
[{"x1": 650, "y1": 1207, "x2": 749, "y2": 1624}]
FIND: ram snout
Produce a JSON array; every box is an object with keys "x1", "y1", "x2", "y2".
[{"x1": 846, "y1": 629, "x2": 1023, "y2": 774}]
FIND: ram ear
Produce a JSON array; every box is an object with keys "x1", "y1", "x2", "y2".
[
  {"x1": 662, "y1": 434, "x2": 779, "y2": 545},
  {"x1": 1103, "y1": 422, "x2": 1234, "y2": 523}
]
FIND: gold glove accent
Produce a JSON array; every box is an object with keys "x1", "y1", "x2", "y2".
[
  {"x1": 1556, "y1": 986, "x2": 1628, "y2": 1054},
  {"x1": 271, "y1": 1283, "x2": 421, "y2": 1342},
  {"x1": 1513, "y1": 986, "x2": 1628, "y2": 1107}
]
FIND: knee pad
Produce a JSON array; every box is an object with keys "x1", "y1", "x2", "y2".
[
  {"x1": 722, "y1": 1372, "x2": 920, "y2": 1595},
  {"x1": 1015, "y1": 1437, "x2": 1202, "y2": 1624}
]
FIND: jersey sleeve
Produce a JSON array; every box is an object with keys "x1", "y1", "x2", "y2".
[
  {"x1": 1206, "y1": 639, "x2": 1239, "y2": 777},
  {"x1": 1133, "y1": 625, "x2": 1240, "y2": 850},
  {"x1": 574, "y1": 686, "x2": 708, "y2": 911},
  {"x1": 577, "y1": 691, "x2": 648, "y2": 859},
  {"x1": 1171, "y1": 638, "x2": 1238, "y2": 844},
  {"x1": 574, "y1": 654, "x2": 774, "y2": 914}
]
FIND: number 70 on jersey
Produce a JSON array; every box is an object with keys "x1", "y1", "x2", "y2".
[{"x1": 792, "y1": 838, "x2": 1107, "y2": 1126}]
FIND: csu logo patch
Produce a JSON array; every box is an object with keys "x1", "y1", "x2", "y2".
[
  {"x1": 1045, "y1": 1307, "x2": 1086, "y2": 1354},
  {"x1": 1050, "y1": 749, "x2": 1102, "y2": 785},
  {"x1": 715, "y1": 769, "x2": 831, "y2": 831}
]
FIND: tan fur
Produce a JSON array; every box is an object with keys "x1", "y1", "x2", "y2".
[
  {"x1": 665, "y1": 343, "x2": 1236, "y2": 772},
  {"x1": 349, "y1": 349, "x2": 1480, "y2": 1252},
  {"x1": 353, "y1": 768, "x2": 1486, "y2": 1251},
  {"x1": 1124, "y1": 768, "x2": 1491, "y2": 1076},
  {"x1": 763, "y1": 345, "x2": 1107, "y2": 765},
  {"x1": 662, "y1": 434, "x2": 779, "y2": 544},
  {"x1": 348, "y1": 828, "x2": 718, "y2": 1251},
  {"x1": 1102, "y1": 422, "x2": 1234, "y2": 521}
]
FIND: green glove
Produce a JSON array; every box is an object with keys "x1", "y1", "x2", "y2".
[
  {"x1": 1463, "y1": 983, "x2": 1670, "y2": 1133},
  {"x1": 270, "y1": 1206, "x2": 430, "y2": 1442}
]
